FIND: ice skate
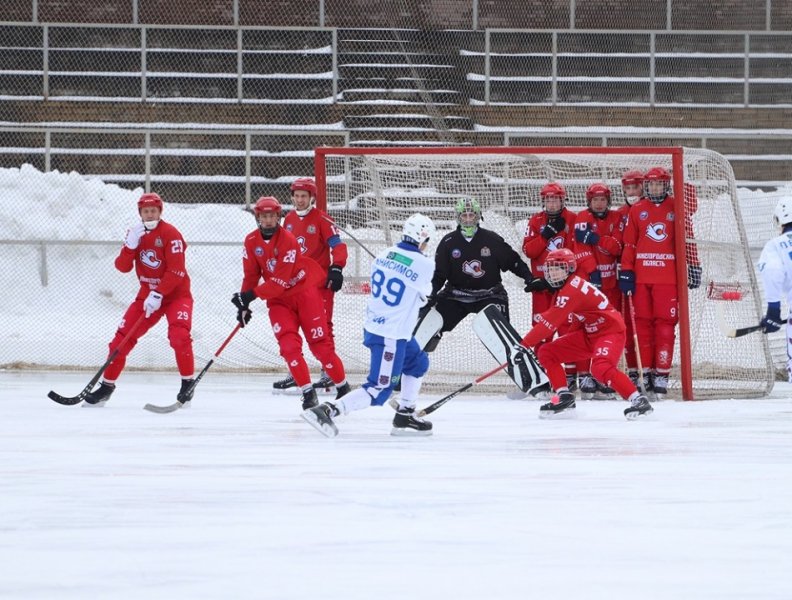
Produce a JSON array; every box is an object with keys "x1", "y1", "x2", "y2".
[
  {"x1": 579, "y1": 373, "x2": 597, "y2": 400},
  {"x1": 83, "y1": 382, "x2": 115, "y2": 407},
  {"x1": 391, "y1": 406, "x2": 433, "y2": 436},
  {"x1": 177, "y1": 378, "x2": 195, "y2": 406},
  {"x1": 592, "y1": 381, "x2": 617, "y2": 401},
  {"x1": 527, "y1": 381, "x2": 552, "y2": 401},
  {"x1": 335, "y1": 382, "x2": 351, "y2": 400},
  {"x1": 273, "y1": 373, "x2": 298, "y2": 394},
  {"x1": 566, "y1": 374, "x2": 578, "y2": 397},
  {"x1": 301, "y1": 402, "x2": 339, "y2": 438},
  {"x1": 539, "y1": 391, "x2": 576, "y2": 419},
  {"x1": 312, "y1": 371, "x2": 334, "y2": 394},
  {"x1": 624, "y1": 394, "x2": 654, "y2": 420},
  {"x1": 653, "y1": 373, "x2": 668, "y2": 399},
  {"x1": 301, "y1": 388, "x2": 319, "y2": 410},
  {"x1": 641, "y1": 372, "x2": 657, "y2": 401}
]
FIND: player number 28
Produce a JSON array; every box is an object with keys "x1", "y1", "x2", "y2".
[{"x1": 371, "y1": 269, "x2": 405, "y2": 306}]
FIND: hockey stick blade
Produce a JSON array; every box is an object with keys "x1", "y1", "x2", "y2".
[
  {"x1": 48, "y1": 389, "x2": 89, "y2": 406},
  {"x1": 715, "y1": 302, "x2": 763, "y2": 338},
  {"x1": 143, "y1": 401, "x2": 185, "y2": 414},
  {"x1": 417, "y1": 362, "x2": 507, "y2": 417}
]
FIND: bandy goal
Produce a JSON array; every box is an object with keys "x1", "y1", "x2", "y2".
[{"x1": 314, "y1": 146, "x2": 774, "y2": 400}]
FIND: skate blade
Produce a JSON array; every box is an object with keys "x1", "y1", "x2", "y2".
[
  {"x1": 538, "y1": 407, "x2": 577, "y2": 420},
  {"x1": 300, "y1": 410, "x2": 339, "y2": 438},
  {"x1": 625, "y1": 407, "x2": 654, "y2": 421},
  {"x1": 82, "y1": 400, "x2": 107, "y2": 408},
  {"x1": 390, "y1": 427, "x2": 433, "y2": 437}
]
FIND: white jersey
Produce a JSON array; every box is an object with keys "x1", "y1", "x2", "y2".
[
  {"x1": 364, "y1": 241, "x2": 435, "y2": 339},
  {"x1": 757, "y1": 231, "x2": 792, "y2": 304}
]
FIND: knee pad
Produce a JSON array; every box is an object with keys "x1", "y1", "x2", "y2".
[
  {"x1": 403, "y1": 350, "x2": 429, "y2": 378},
  {"x1": 168, "y1": 323, "x2": 192, "y2": 352}
]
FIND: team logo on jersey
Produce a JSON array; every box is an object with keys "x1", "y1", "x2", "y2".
[
  {"x1": 255, "y1": 246, "x2": 264, "y2": 256},
  {"x1": 308, "y1": 225, "x2": 316, "y2": 234},
  {"x1": 379, "y1": 375, "x2": 390, "y2": 386},
  {"x1": 462, "y1": 260, "x2": 485, "y2": 278},
  {"x1": 266, "y1": 258, "x2": 277, "y2": 272},
  {"x1": 139, "y1": 249, "x2": 161, "y2": 269},
  {"x1": 296, "y1": 236, "x2": 308, "y2": 254},
  {"x1": 273, "y1": 322, "x2": 281, "y2": 334},
  {"x1": 285, "y1": 224, "x2": 293, "y2": 232},
  {"x1": 639, "y1": 211, "x2": 649, "y2": 220},
  {"x1": 154, "y1": 237, "x2": 163, "y2": 247},
  {"x1": 481, "y1": 246, "x2": 491, "y2": 257},
  {"x1": 384, "y1": 351, "x2": 394, "y2": 362},
  {"x1": 547, "y1": 237, "x2": 564, "y2": 251},
  {"x1": 646, "y1": 223, "x2": 668, "y2": 242},
  {"x1": 452, "y1": 249, "x2": 461, "y2": 258}
]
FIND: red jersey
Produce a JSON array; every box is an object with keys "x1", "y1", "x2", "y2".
[
  {"x1": 573, "y1": 209, "x2": 624, "y2": 290},
  {"x1": 521, "y1": 275, "x2": 625, "y2": 347},
  {"x1": 115, "y1": 220, "x2": 190, "y2": 300},
  {"x1": 241, "y1": 226, "x2": 325, "y2": 302},
  {"x1": 621, "y1": 196, "x2": 699, "y2": 285},
  {"x1": 523, "y1": 208, "x2": 587, "y2": 277},
  {"x1": 282, "y1": 208, "x2": 348, "y2": 273}
]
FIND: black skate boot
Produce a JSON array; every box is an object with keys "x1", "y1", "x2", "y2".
[
  {"x1": 653, "y1": 373, "x2": 668, "y2": 398},
  {"x1": 312, "y1": 371, "x2": 334, "y2": 393},
  {"x1": 566, "y1": 374, "x2": 578, "y2": 396},
  {"x1": 628, "y1": 370, "x2": 640, "y2": 389},
  {"x1": 642, "y1": 372, "x2": 657, "y2": 401},
  {"x1": 526, "y1": 381, "x2": 551, "y2": 401},
  {"x1": 301, "y1": 388, "x2": 319, "y2": 410},
  {"x1": 83, "y1": 381, "x2": 115, "y2": 407},
  {"x1": 539, "y1": 391, "x2": 576, "y2": 419},
  {"x1": 335, "y1": 382, "x2": 351, "y2": 400},
  {"x1": 391, "y1": 406, "x2": 433, "y2": 436},
  {"x1": 624, "y1": 394, "x2": 654, "y2": 420},
  {"x1": 593, "y1": 381, "x2": 617, "y2": 401},
  {"x1": 579, "y1": 373, "x2": 597, "y2": 400},
  {"x1": 177, "y1": 378, "x2": 195, "y2": 405},
  {"x1": 273, "y1": 374, "x2": 297, "y2": 392},
  {"x1": 301, "y1": 401, "x2": 340, "y2": 438}
]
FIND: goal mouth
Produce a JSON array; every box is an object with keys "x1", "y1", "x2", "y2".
[{"x1": 706, "y1": 281, "x2": 744, "y2": 301}]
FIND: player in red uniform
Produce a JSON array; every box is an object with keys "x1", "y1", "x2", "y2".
[
  {"x1": 523, "y1": 181, "x2": 595, "y2": 394},
  {"x1": 82, "y1": 192, "x2": 195, "y2": 406},
  {"x1": 572, "y1": 182, "x2": 624, "y2": 399},
  {"x1": 272, "y1": 177, "x2": 349, "y2": 392},
  {"x1": 520, "y1": 248, "x2": 653, "y2": 420},
  {"x1": 616, "y1": 170, "x2": 645, "y2": 387},
  {"x1": 231, "y1": 196, "x2": 350, "y2": 410},
  {"x1": 618, "y1": 167, "x2": 702, "y2": 398}
]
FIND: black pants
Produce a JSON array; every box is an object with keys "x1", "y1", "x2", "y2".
[{"x1": 436, "y1": 297, "x2": 509, "y2": 334}]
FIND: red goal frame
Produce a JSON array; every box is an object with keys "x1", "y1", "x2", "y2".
[{"x1": 315, "y1": 146, "x2": 692, "y2": 399}]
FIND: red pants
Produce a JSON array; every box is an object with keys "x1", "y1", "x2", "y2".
[
  {"x1": 574, "y1": 287, "x2": 622, "y2": 375},
  {"x1": 104, "y1": 293, "x2": 194, "y2": 381},
  {"x1": 532, "y1": 289, "x2": 575, "y2": 376},
  {"x1": 319, "y1": 286, "x2": 336, "y2": 340},
  {"x1": 268, "y1": 285, "x2": 345, "y2": 387},
  {"x1": 537, "y1": 330, "x2": 637, "y2": 400},
  {"x1": 632, "y1": 283, "x2": 678, "y2": 374}
]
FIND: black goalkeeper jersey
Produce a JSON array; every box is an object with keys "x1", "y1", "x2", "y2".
[{"x1": 432, "y1": 227, "x2": 532, "y2": 303}]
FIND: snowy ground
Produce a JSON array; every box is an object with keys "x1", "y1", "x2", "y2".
[{"x1": 2, "y1": 370, "x2": 791, "y2": 599}]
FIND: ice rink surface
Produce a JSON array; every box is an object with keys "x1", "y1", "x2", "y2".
[{"x1": 2, "y1": 370, "x2": 791, "y2": 600}]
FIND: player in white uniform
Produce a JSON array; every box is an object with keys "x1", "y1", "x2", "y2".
[
  {"x1": 757, "y1": 197, "x2": 792, "y2": 379},
  {"x1": 301, "y1": 213, "x2": 437, "y2": 437}
]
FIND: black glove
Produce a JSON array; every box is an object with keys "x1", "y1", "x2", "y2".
[
  {"x1": 589, "y1": 270, "x2": 602, "y2": 288},
  {"x1": 232, "y1": 290, "x2": 256, "y2": 311},
  {"x1": 326, "y1": 265, "x2": 344, "y2": 292},
  {"x1": 575, "y1": 227, "x2": 600, "y2": 246},
  {"x1": 618, "y1": 270, "x2": 635, "y2": 295},
  {"x1": 525, "y1": 277, "x2": 551, "y2": 293},
  {"x1": 687, "y1": 265, "x2": 702, "y2": 290},
  {"x1": 541, "y1": 216, "x2": 566, "y2": 240},
  {"x1": 761, "y1": 303, "x2": 783, "y2": 334},
  {"x1": 236, "y1": 307, "x2": 252, "y2": 327}
]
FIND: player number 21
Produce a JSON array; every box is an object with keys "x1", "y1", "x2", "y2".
[{"x1": 371, "y1": 269, "x2": 406, "y2": 306}]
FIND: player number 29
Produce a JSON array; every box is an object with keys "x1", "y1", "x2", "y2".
[{"x1": 371, "y1": 269, "x2": 405, "y2": 306}]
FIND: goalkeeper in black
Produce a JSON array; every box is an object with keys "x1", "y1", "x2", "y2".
[{"x1": 414, "y1": 197, "x2": 537, "y2": 352}]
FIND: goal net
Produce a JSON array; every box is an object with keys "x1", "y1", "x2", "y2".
[{"x1": 315, "y1": 146, "x2": 774, "y2": 400}]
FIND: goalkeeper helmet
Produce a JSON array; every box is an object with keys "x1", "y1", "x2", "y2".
[
  {"x1": 402, "y1": 213, "x2": 436, "y2": 249},
  {"x1": 544, "y1": 248, "x2": 576, "y2": 288},
  {"x1": 455, "y1": 197, "x2": 481, "y2": 237},
  {"x1": 774, "y1": 197, "x2": 792, "y2": 228}
]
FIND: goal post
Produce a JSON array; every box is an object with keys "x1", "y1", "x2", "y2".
[{"x1": 314, "y1": 145, "x2": 774, "y2": 400}]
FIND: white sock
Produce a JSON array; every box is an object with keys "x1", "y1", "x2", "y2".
[
  {"x1": 335, "y1": 388, "x2": 373, "y2": 415},
  {"x1": 398, "y1": 375, "x2": 423, "y2": 410}
]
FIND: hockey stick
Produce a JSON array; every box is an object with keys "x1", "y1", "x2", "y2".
[
  {"x1": 715, "y1": 302, "x2": 763, "y2": 338},
  {"x1": 626, "y1": 294, "x2": 647, "y2": 395},
  {"x1": 144, "y1": 323, "x2": 242, "y2": 413},
  {"x1": 417, "y1": 362, "x2": 507, "y2": 417},
  {"x1": 321, "y1": 215, "x2": 376, "y2": 259},
  {"x1": 48, "y1": 314, "x2": 148, "y2": 405}
]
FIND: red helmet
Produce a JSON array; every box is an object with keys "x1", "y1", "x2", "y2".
[
  {"x1": 290, "y1": 177, "x2": 317, "y2": 197},
  {"x1": 254, "y1": 196, "x2": 282, "y2": 216},
  {"x1": 138, "y1": 192, "x2": 163, "y2": 212},
  {"x1": 585, "y1": 182, "x2": 611, "y2": 203},
  {"x1": 644, "y1": 167, "x2": 671, "y2": 182},
  {"x1": 544, "y1": 248, "x2": 576, "y2": 288},
  {"x1": 621, "y1": 170, "x2": 644, "y2": 187},
  {"x1": 540, "y1": 182, "x2": 566, "y2": 200}
]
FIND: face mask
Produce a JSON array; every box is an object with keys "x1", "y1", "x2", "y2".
[{"x1": 143, "y1": 219, "x2": 160, "y2": 231}]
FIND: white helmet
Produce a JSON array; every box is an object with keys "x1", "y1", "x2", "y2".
[
  {"x1": 402, "y1": 213, "x2": 436, "y2": 247},
  {"x1": 774, "y1": 197, "x2": 792, "y2": 227}
]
